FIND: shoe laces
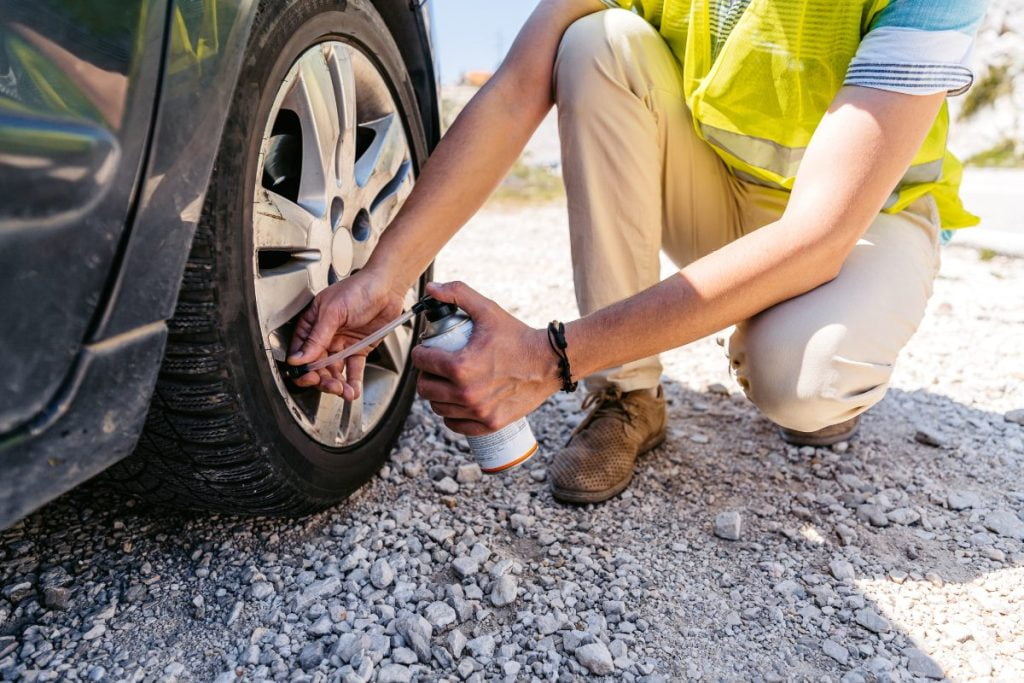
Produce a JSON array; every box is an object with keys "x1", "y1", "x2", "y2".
[{"x1": 577, "y1": 387, "x2": 637, "y2": 431}]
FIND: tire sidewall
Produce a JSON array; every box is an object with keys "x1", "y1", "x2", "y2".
[{"x1": 210, "y1": 0, "x2": 426, "y2": 500}]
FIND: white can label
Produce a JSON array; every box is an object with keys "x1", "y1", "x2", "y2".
[{"x1": 467, "y1": 418, "x2": 538, "y2": 473}]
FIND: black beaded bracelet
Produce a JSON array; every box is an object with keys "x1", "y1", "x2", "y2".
[{"x1": 546, "y1": 321, "x2": 578, "y2": 393}]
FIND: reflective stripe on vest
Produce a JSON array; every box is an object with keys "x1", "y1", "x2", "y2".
[{"x1": 702, "y1": 120, "x2": 946, "y2": 207}]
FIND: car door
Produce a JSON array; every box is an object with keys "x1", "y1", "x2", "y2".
[{"x1": 0, "y1": 0, "x2": 167, "y2": 432}]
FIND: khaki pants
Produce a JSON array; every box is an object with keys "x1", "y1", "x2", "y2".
[{"x1": 553, "y1": 9, "x2": 941, "y2": 433}]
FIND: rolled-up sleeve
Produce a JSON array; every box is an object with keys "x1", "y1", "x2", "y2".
[{"x1": 844, "y1": 0, "x2": 988, "y2": 97}]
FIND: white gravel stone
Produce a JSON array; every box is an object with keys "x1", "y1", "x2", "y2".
[
  {"x1": 822, "y1": 639, "x2": 849, "y2": 665},
  {"x1": 370, "y1": 559, "x2": 395, "y2": 589},
  {"x1": 81, "y1": 624, "x2": 106, "y2": 641},
  {"x1": 575, "y1": 642, "x2": 615, "y2": 675},
  {"x1": 424, "y1": 601, "x2": 457, "y2": 628},
  {"x1": 434, "y1": 477, "x2": 460, "y2": 494},
  {"x1": 293, "y1": 576, "x2": 341, "y2": 611},
  {"x1": 395, "y1": 614, "x2": 432, "y2": 663},
  {"x1": 828, "y1": 559, "x2": 855, "y2": 581},
  {"x1": 854, "y1": 608, "x2": 891, "y2": 634},
  {"x1": 251, "y1": 581, "x2": 274, "y2": 600},
  {"x1": 447, "y1": 630, "x2": 467, "y2": 659},
  {"x1": 467, "y1": 634, "x2": 495, "y2": 660},
  {"x1": 947, "y1": 489, "x2": 982, "y2": 510},
  {"x1": 905, "y1": 647, "x2": 945, "y2": 680},
  {"x1": 984, "y1": 508, "x2": 1024, "y2": 539},
  {"x1": 377, "y1": 664, "x2": 412, "y2": 683},
  {"x1": 714, "y1": 511, "x2": 743, "y2": 541},
  {"x1": 886, "y1": 507, "x2": 920, "y2": 525},
  {"x1": 456, "y1": 464, "x2": 483, "y2": 484},
  {"x1": 451, "y1": 556, "x2": 478, "y2": 578},
  {"x1": 490, "y1": 575, "x2": 518, "y2": 607}
]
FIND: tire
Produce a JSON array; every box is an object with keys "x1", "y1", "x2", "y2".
[{"x1": 108, "y1": 0, "x2": 431, "y2": 514}]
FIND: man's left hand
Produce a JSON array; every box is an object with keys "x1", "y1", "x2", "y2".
[{"x1": 411, "y1": 281, "x2": 560, "y2": 436}]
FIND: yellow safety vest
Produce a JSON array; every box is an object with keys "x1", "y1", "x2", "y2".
[{"x1": 618, "y1": 0, "x2": 978, "y2": 229}]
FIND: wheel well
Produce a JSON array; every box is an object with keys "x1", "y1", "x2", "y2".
[{"x1": 371, "y1": 0, "x2": 440, "y2": 150}]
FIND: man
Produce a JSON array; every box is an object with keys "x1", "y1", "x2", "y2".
[{"x1": 288, "y1": 0, "x2": 987, "y2": 504}]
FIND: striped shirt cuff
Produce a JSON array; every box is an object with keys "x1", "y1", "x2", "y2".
[
  {"x1": 845, "y1": 26, "x2": 976, "y2": 97},
  {"x1": 845, "y1": 62, "x2": 974, "y2": 97}
]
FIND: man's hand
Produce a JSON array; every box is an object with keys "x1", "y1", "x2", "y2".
[
  {"x1": 288, "y1": 271, "x2": 407, "y2": 399},
  {"x1": 411, "y1": 281, "x2": 561, "y2": 436}
]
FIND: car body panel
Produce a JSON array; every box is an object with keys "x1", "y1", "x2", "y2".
[{"x1": 0, "y1": 0, "x2": 168, "y2": 433}]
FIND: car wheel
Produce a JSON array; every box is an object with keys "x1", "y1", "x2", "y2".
[{"x1": 108, "y1": 0, "x2": 430, "y2": 514}]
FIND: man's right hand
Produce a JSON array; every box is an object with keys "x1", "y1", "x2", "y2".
[{"x1": 287, "y1": 271, "x2": 407, "y2": 399}]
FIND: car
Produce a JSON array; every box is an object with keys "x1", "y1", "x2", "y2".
[{"x1": 0, "y1": 0, "x2": 441, "y2": 528}]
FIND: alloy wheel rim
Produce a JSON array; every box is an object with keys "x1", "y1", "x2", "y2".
[{"x1": 252, "y1": 40, "x2": 416, "y2": 447}]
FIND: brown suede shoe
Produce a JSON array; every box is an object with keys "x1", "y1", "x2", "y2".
[
  {"x1": 549, "y1": 386, "x2": 667, "y2": 504},
  {"x1": 778, "y1": 416, "x2": 860, "y2": 447}
]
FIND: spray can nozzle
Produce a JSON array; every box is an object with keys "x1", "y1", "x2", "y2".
[{"x1": 415, "y1": 296, "x2": 458, "y2": 322}]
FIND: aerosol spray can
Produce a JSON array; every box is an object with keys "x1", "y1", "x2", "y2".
[{"x1": 419, "y1": 301, "x2": 538, "y2": 474}]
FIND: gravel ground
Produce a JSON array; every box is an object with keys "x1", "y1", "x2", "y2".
[{"x1": 2, "y1": 203, "x2": 1023, "y2": 682}]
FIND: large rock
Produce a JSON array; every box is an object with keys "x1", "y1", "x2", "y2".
[
  {"x1": 396, "y1": 614, "x2": 433, "y2": 663},
  {"x1": 714, "y1": 511, "x2": 743, "y2": 541},
  {"x1": 984, "y1": 509, "x2": 1024, "y2": 540},
  {"x1": 292, "y1": 576, "x2": 341, "y2": 611},
  {"x1": 575, "y1": 642, "x2": 615, "y2": 675}
]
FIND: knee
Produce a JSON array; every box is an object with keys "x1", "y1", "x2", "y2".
[
  {"x1": 554, "y1": 9, "x2": 654, "y2": 106},
  {"x1": 729, "y1": 315, "x2": 894, "y2": 433}
]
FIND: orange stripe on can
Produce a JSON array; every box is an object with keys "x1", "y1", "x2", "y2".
[{"x1": 480, "y1": 442, "x2": 538, "y2": 474}]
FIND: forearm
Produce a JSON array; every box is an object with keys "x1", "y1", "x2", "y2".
[
  {"x1": 563, "y1": 219, "x2": 845, "y2": 378},
  {"x1": 368, "y1": 0, "x2": 606, "y2": 289}
]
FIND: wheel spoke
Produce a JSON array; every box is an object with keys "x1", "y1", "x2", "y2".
[
  {"x1": 282, "y1": 49, "x2": 339, "y2": 216},
  {"x1": 341, "y1": 391, "x2": 365, "y2": 443},
  {"x1": 324, "y1": 43, "x2": 357, "y2": 186},
  {"x1": 369, "y1": 160, "x2": 413, "y2": 228},
  {"x1": 253, "y1": 189, "x2": 314, "y2": 250},
  {"x1": 254, "y1": 266, "x2": 314, "y2": 334},
  {"x1": 314, "y1": 392, "x2": 347, "y2": 445},
  {"x1": 355, "y1": 114, "x2": 406, "y2": 197},
  {"x1": 373, "y1": 323, "x2": 413, "y2": 373}
]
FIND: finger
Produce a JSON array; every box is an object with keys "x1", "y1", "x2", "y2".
[
  {"x1": 416, "y1": 373, "x2": 461, "y2": 404},
  {"x1": 290, "y1": 306, "x2": 343, "y2": 365},
  {"x1": 289, "y1": 304, "x2": 317, "y2": 357},
  {"x1": 443, "y1": 417, "x2": 491, "y2": 437},
  {"x1": 293, "y1": 370, "x2": 322, "y2": 388},
  {"x1": 319, "y1": 376, "x2": 347, "y2": 396},
  {"x1": 426, "y1": 281, "x2": 499, "y2": 323},
  {"x1": 344, "y1": 354, "x2": 366, "y2": 399},
  {"x1": 428, "y1": 401, "x2": 479, "y2": 420},
  {"x1": 411, "y1": 345, "x2": 456, "y2": 379}
]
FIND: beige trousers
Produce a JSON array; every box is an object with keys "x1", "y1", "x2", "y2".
[{"x1": 553, "y1": 9, "x2": 941, "y2": 433}]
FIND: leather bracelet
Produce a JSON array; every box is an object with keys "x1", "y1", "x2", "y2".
[{"x1": 546, "y1": 321, "x2": 578, "y2": 393}]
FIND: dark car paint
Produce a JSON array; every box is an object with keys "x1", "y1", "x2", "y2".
[
  {"x1": 0, "y1": 0, "x2": 168, "y2": 433},
  {"x1": 0, "y1": 0, "x2": 440, "y2": 528}
]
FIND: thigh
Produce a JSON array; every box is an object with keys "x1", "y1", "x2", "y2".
[{"x1": 659, "y1": 101, "x2": 746, "y2": 267}]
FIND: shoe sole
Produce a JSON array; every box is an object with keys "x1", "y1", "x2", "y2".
[
  {"x1": 778, "y1": 422, "x2": 859, "y2": 447},
  {"x1": 550, "y1": 431, "x2": 666, "y2": 505}
]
